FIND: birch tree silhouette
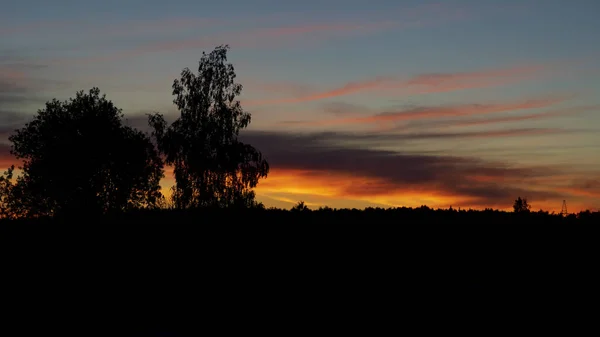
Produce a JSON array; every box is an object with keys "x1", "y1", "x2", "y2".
[{"x1": 148, "y1": 45, "x2": 269, "y2": 209}]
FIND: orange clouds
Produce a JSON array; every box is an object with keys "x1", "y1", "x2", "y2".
[
  {"x1": 286, "y1": 95, "x2": 570, "y2": 127},
  {"x1": 233, "y1": 130, "x2": 599, "y2": 213},
  {"x1": 557, "y1": 187, "x2": 600, "y2": 199},
  {"x1": 245, "y1": 55, "x2": 598, "y2": 108},
  {"x1": 254, "y1": 168, "x2": 468, "y2": 209},
  {"x1": 554, "y1": 179, "x2": 600, "y2": 200},
  {"x1": 421, "y1": 128, "x2": 565, "y2": 139},
  {"x1": 251, "y1": 168, "x2": 590, "y2": 213},
  {"x1": 431, "y1": 105, "x2": 597, "y2": 129},
  {"x1": 126, "y1": 129, "x2": 600, "y2": 213}
]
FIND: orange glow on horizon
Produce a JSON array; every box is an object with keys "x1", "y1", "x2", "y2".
[
  {"x1": 146, "y1": 166, "x2": 599, "y2": 213},
  {"x1": 254, "y1": 169, "x2": 598, "y2": 213},
  {"x1": 0, "y1": 162, "x2": 593, "y2": 214},
  {"x1": 255, "y1": 169, "x2": 481, "y2": 209}
]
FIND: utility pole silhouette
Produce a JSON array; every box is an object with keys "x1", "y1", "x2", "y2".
[{"x1": 561, "y1": 200, "x2": 568, "y2": 217}]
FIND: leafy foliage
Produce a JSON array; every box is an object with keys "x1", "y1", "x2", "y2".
[
  {"x1": 7, "y1": 88, "x2": 164, "y2": 217},
  {"x1": 291, "y1": 201, "x2": 310, "y2": 212},
  {"x1": 513, "y1": 197, "x2": 531, "y2": 213},
  {"x1": 148, "y1": 45, "x2": 269, "y2": 209},
  {"x1": 0, "y1": 166, "x2": 17, "y2": 219}
]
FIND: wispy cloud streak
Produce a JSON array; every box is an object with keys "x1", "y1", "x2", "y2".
[
  {"x1": 282, "y1": 96, "x2": 571, "y2": 127},
  {"x1": 244, "y1": 64, "x2": 556, "y2": 106},
  {"x1": 405, "y1": 105, "x2": 598, "y2": 130},
  {"x1": 238, "y1": 130, "x2": 581, "y2": 210},
  {"x1": 36, "y1": 3, "x2": 469, "y2": 65},
  {"x1": 46, "y1": 22, "x2": 393, "y2": 65}
]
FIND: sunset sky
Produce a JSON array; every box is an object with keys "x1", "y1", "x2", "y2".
[{"x1": 1, "y1": 0, "x2": 600, "y2": 212}]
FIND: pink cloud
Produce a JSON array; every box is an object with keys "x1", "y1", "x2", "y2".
[
  {"x1": 247, "y1": 81, "x2": 316, "y2": 98},
  {"x1": 245, "y1": 77, "x2": 398, "y2": 106},
  {"x1": 451, "y1": 128, "x2": 568, "y2": 139},
  {"x1": 43, "y1": 3, "x2": 470, "y2": 66},
  {"x1": 403, "y1": 64, "x2": 546, "y2": 93},
  {"x1": 101, "y1": 17, "x2": 216, "y2": 36},
  {"x1": 0, "y1": 68, "x2": 25, "y2": 80},
  {"x1": 3, "y1": 1, "x2": 457, "y2": 38},
  {"x1": 0, "y1": 17, "x2": 215, "y2": 37},
  {"x1": 407, "y1": 65, "x2": 544, "y2": 86},
  {"x1": 285, "y1": 95, "x2": 570, "y2": 127},
  {"x1": 244, "y1": 64, "x2": 555, "y2": 106},
  {"x1": 0, "y1": 21, "x2": 69, "y2": 36},
  {"x1": 428, "y1": 105, "x2": 597, "y2": 129},
  {"x1": 47, "y1": 22, "x2": 393, "y2": 65}
]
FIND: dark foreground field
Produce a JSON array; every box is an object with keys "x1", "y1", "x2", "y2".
[{"x1": 1, "y1": 207, "x2": 598, "y2": 335}]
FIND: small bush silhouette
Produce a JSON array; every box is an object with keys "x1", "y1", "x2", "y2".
[{"x1": 513, "y1": 197, "x2": 531, "y2": 213}]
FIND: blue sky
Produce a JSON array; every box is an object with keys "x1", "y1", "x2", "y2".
[{"x1": 2, "y1": 0, "x2": 600, "y2": 211}]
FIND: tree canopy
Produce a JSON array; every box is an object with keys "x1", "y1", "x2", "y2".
[
  {"x1": 6, "y1": 88, "x2": 164, "y2": 217},
  {"x1": 148, "y1": 44, "x2": 269, "y2": 209},
  {"x1": 513, "y1": 197, "x2": 531, "y2": 213},
  {"x1": 0, "y1": 46, "x2": 270, "y2": 219}
]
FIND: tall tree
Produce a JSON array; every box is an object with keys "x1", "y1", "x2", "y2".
[
  {"x1": 8, "y1": 88, "x2": 164, "y2": 217},
  {"x1": 148, "y1": 45, "x2": 269, "y2": 209}
]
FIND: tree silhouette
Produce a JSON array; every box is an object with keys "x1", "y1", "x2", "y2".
[
  {"x1": 0, "y1": 166, "x2": 18, "y2": 219},
  {"x1": 148, "y1": 45, "x2": 269, "y2": 209},
  {"x1": 291, "y1": 201, "x2": 310, "y2": 212},
  {"x1": 8, "y1": 88, "x2": 164, "y2": 217},
  {"x1": 513, "y1": 197, "x2": 531, "y2": 213}
]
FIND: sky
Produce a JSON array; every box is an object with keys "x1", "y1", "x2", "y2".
[{"x1": 1, "y1": 0, "x2": 600, "y2": 212}]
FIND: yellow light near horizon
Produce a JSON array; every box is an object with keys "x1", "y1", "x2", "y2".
[{"x1": 156, "y1": 166, "x2": 595, "y2": 213}]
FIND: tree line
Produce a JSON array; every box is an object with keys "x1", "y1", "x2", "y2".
[
  {"x1": 0, "y1": 45, "x2": 597, "y2": 221},
  {"x1": 1, "y1": 45, "x2": 269, "y2": 219}
]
